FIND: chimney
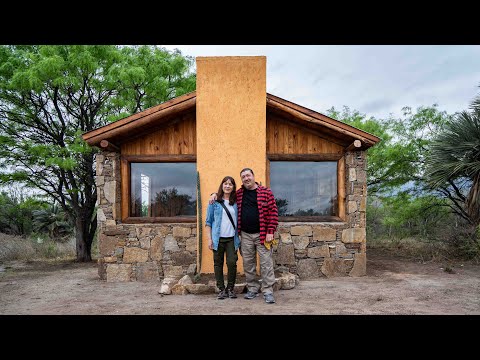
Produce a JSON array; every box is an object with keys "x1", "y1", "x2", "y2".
[{"x1": 196, "y1": 56, "x2": 266, "y2": 274}]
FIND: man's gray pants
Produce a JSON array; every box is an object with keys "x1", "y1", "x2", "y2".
[{"x1": 241, "y1": 232, "x2": 275, "y2": 295}]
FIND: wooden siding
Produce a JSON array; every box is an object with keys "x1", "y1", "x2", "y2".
[
  {"x1": 121, "y1": 112, "x2": 196, "y2": 156},
  {"x1": 83, "y1": 92, "x2": 196, "y2": 147},
  {"x1": 267, "y1": 93, "x2": 379, "y2": 146},
  {"x1": 267, "y1": 113, "x2": 344, "y2": 155}
]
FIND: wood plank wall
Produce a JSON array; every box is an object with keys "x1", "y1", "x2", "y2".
[
  {"x1": 267, "y1": 113, "x2": 344, "y2": 154},
  {"x1": 121, "y1": 112, "x2": 196, "y2": 155}
]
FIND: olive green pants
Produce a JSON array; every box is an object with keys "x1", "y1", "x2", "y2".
[{"x1": 213, "y1": 237, "x2": 238, "y2": 290}]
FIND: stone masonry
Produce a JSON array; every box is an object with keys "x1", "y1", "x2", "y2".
[
  {"x1": 96, "y1": 151, "x2": 197, "y2": 282},
  {"x1": 95, "y1": 150, "x2": 367, "y2": 282},
  {"x1": 272, "y1": 151, "x2": 367, "y2": 278}
]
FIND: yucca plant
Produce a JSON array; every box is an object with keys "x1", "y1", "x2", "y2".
[
  {"x1": 32, "y1": 203, "x2": 72, "y2": 241},
  {"x1": 425, "y1": 102, "x2": 480, "y2": 236}
]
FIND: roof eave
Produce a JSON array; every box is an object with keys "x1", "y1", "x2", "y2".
[
  {"x1": 82, "y1": 91, "x2": 196, "y2": 147},
  {"x1": 82, "y1": 90, "x2": 381, "y2": 149},
  {"x1": 266, "y1": 93, "x2": 381, "y2": 148}
]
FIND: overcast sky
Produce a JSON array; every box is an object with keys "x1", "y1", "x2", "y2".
[{"x1": 163, "y1": 45, "x2": 480, "y2": 120}]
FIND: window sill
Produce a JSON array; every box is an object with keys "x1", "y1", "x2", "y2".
[
  {"x1": 278, "y1": 216, "x2": 344, "y2": 222},
  {"x1": 122, "y1": 216, "x2": 196, "y2": 224}
]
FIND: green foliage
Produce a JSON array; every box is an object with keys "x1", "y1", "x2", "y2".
[
  {"x1": 0, "y1": 188, "x2": 46, "y2": 236},
  {"x1": 326, "y1": 105, "x2": 452, "y2": 195},
  {"x1": 425, "y1": 93, "x2": 480, "y2": 230},
  {"x1": 32, "y1": 203, "x2": 73, "y2": 240},
  {"x1": 328, "y1": 103, "x2": 480, "y2": 256},
  {"x1": 193, "y1": 273, "x2": 202, "y2": 283},
  {"x1": 379, "y1": 193, "x2": 450, "y2": 238},
  {"x1": 0, "y1": 45, "x2": 196, "y2": 261}
]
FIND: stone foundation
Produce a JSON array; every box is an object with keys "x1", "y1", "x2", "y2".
[
  {"x1": 97, "y1": 223, "x2": 197, "y2": 282},
  {"x1": 95, "y1": 149, "x2": 367, "y2": 282},
  {"x1": 272, "y1": 222, "x2": 366, "y2": 278}
]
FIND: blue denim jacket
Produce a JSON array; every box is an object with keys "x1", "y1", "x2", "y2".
[{"x1": 205, "y1": 201, "x2": 240, "y2": 251}]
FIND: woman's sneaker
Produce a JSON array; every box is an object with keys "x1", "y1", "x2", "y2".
[
  {"x1": 227, "y1": 287, "x2": 237, "y2": 299},
  {"x1": 217, "y1": 289, "x2": 227, "y2": 300}
]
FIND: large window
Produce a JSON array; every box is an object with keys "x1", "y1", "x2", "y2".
[
  {"x1": 130, "y1": 163, "x2": 196, "y2": 218},
  {"x1": 270, "y1": 161, "x2": 338, "y2": 219}
]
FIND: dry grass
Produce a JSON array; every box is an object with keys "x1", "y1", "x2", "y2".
[
  {"x1": 367, "y1": 236, "x2": 473, "y2": 263},
  {"x1": 0, "y1": 232, "x2": 76, "y2": 261}
]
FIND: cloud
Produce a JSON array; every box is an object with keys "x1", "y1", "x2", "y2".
[{"x1": 162, "y1": 45, "x2": 480, "y2": 120}]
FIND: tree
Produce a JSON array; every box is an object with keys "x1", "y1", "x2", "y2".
[
  {"x1": 326, "y1": 105, "x2": 452, "y2": 195},
  {"x1": 153, "y1": 188, "x2": 195, "y2": 217},
  {"x1": 425, "y1": 101, "x2": 480, "y2": 234},
  {"x1": 275, "y1": 198, "x2": 289, "y2": 216},
  {"x1": 327, "y1": 106, "x2": 392, "y2": 194},
  {"x1": 0, "y1": 187, "x2": 46, "y2": 235},
  {"x1": 0, "y1": 45, "x2": 196, "y2": 261},
  {"x1": 327, "y1": 105, "x2": 472, "y2": 247}
]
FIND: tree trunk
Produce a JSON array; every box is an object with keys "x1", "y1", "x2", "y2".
[
  {"x1": 466, "y1": 173, "x2": 480, "y2": 229},
  {"x1": 75, "y1": 217, "x2": 93, "y2": 262}
]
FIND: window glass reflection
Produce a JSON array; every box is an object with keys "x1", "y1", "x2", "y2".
[
  {"x1": 131, "y1": 163, "x2": 196, "y2": 217},
  {"x1": 270, "y1": 162, "x2": 337, "y2": 216}
]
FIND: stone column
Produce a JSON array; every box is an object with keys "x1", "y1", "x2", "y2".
[
  {"x1": 96, "y1": 150, "x2": 122, "y2": 279},
  {"x1": 342, "y1": 150, "x2": 367, "y2": 276}
]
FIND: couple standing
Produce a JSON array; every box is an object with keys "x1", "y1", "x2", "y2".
[{"x1": 205, "y1": 168, "x2": 279, "y2": 304}]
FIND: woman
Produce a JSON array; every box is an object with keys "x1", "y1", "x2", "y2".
[{"x1": 205, "y1": 176, "x2": 240, "y2": 299}]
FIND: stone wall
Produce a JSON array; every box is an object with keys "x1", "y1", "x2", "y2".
[
  {"x1": 96, "y1": 151, "x2": 197, "y2": 282},
  {"x1": 272, "y1": 150, "x2": 367, "y2": 278},
  {"x1": 95, "y1": 149, "x2": 366, "y2": 281}
]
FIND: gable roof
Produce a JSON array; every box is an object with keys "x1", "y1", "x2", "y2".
[{"x1": 82, "y1": 91, "x2": 380, "y2": 149}]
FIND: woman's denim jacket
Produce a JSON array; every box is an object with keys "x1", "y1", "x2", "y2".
[{"x1": 205, "y1": 201, "x2": 240, "y2": 251}]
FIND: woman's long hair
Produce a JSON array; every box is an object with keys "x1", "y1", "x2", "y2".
[{"x1": 216, "y1": 176, "x2": 237, "y2": 205}]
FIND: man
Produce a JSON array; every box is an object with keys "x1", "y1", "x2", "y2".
[{"x1": 210, "y1": 168, "x2": 278, "y2": 304}]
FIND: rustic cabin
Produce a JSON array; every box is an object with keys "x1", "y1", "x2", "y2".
[{"x1": 82, "y1": 56, "x2": 380, "y2": 282}]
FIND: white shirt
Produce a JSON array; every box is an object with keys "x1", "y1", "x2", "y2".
[{"x1": 220, "y1": 199, "x2": 236, "y2": 237}]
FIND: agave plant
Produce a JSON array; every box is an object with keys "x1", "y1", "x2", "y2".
[{"x1": 32, "y1": 203, "x2": 72, "y2": 240}]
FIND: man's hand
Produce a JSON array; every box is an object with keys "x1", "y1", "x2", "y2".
[
  {"x1": 208, "y1": 239, "x2": 213, "y2": 250},
  {"x1": 208, "y1": 193, "x2": 217, "y2": 204},
  {"x1": 265, "y1": 234, "x2": 274, "y2": 243}
]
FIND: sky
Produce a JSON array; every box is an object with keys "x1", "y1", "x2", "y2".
[{"x1": 162, "y1": 45, "x2": 480, "y2": 120}]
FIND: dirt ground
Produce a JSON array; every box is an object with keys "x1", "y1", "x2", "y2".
[{"x1": 1, "y1": 248, "x2": 479, "y2": 315}]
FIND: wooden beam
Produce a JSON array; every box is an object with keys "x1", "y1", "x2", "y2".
[
  {"x1": 268, "y1": 153, "x2": 343, "y2": 161},
  {"x1": 345, "y1": 140, "x2": 362, "y2": 152},
  {"x1": 122, "y1": 154, "x2": 196, "y2": 163},
  {"x1": 100, "y1": 140, "x2": 120, "y2": 152},
  {"x1": 278, "y1": 216, "x2": 344, "y2": 222},
  {"x1": 123, "y1": 217, "x2": 196, "y2": 223}
]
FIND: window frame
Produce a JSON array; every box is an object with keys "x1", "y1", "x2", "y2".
[
  {"x1": 121, "y1": 154, "x2": 197, "y2": 223},
  {"x1": 267, "y1": 153, "x2": 345, "y2": 222}
]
